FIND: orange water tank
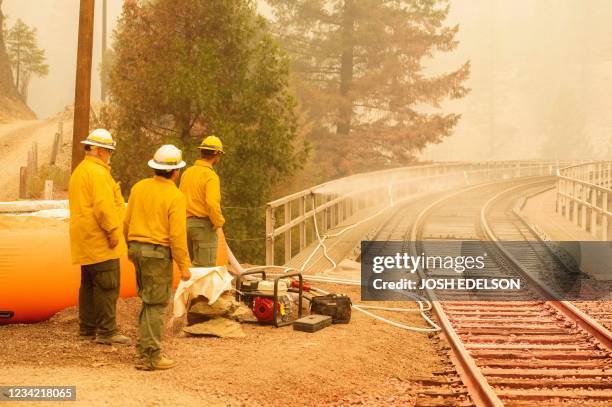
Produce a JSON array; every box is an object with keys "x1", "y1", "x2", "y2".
[{"x1": 0, "y1": 214, "x2": 229, "y2": 325}]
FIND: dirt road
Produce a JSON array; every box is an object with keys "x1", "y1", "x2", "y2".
[
  {"x1": 0, "y1": 119, "x2": 70, "y2": 200},
  {"x1": 0, "y1": 284, "x2": 443, "y2": 406}
]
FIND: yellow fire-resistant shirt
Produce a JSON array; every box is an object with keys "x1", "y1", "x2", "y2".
[
  {"x1": 68, "y1": 156, "x2": 127, "y2": 265},
  {"x1": 124, "y1": 176, "x2": 191, "y2": 272},
  {"x1": 179, "y1": 160, "x2": 225, "y2": 228}
]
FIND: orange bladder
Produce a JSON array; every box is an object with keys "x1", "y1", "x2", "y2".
[{"x1": 0, "y1": 214, "x2": 229, "y2": 325}]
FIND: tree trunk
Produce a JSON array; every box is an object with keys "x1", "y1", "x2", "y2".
[
  {"x1": 336, "y1": 0, "x2": 355, "y2": 137},
  {"x1": 101, "y1": 0, "x2": 107, "y2": 100}
]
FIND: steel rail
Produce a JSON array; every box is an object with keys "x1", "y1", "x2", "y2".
[
  {"x1": 405, "y1": 179, "x2": 537, "y2": 407},
  {"x1": 406, "y1": 176, "x2": 612, "y2": 406},
  {"x1": 481, "y1": 183, "x2": 612, "y2": 350}
]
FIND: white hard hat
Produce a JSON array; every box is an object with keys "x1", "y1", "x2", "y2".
[
  {"x1": 148, "y1": 144, "x2": 187, "y2": 170},
  {"x1": 81, "y1": 128, "x2": 116, "y2": 150}
]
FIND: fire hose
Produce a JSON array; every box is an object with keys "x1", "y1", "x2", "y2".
[{"x1": 226, "y1": 192, "x2": 441, "y2": 332}]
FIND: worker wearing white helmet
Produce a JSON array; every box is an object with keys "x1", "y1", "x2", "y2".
[
  {"x1": 68, "y1": 129, "x2": 131, "y2": 346},
  {"x1": 124, "y1": 144, "x2": 191, "y2": 371}
]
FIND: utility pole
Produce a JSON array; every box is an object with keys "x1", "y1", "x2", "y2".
[
  {"x1": 72, "y1": 0, "x2": 95, "y2": 172},
  {"x1": 101, "y1": 0, "x2": 107, "y2": 101}
]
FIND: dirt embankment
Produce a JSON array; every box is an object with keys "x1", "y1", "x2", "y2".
[
  {"x1": 0, "y1": 283, "x2": 443, "y2": 406},
  {"x1": 0, "y1": 115, "x2": 72, "y2": 200}
]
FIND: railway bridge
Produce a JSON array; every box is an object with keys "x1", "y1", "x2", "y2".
[
  {"x1": 259, "y1": 159, "x2": 612, "y2": 406},
  {"x1": 265, "y1": 160, "x2": 612, "y2": 272}
]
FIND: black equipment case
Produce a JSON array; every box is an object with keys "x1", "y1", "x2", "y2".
[
  {"x1": 310, "y1": 294, "x2": 352, "y2": 324},
  {"x1": 293, "y1": 314, "x2": 332, "y2": 333}
]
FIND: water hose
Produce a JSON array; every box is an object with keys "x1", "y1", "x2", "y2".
[{"x1": 225, "y1": 191, "x2": 441, "y2": 332}]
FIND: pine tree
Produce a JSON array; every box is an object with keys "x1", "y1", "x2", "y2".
[
  {"x1": 5, "y1": 18, "x2": 48, "y2": 102},
  {"x1": 267, "y1": 0, "x2": 470, "y2": 174},
  {"x1": 105, "y1": 0, "x2": 307, "y2": 262},
  {"x1": 0, "y1": 1, "x2": 34, "y2": 119}
]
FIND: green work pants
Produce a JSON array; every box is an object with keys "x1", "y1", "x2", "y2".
[
  {"x1": 79, "y1": 258, "x2": 120, "y2": 338},
  {"x1": 187, "y1": 217, "x2": 217, "y2": 267},
  {"x1": 128, "y1": 242, "x2": 173, "y2": 367}
]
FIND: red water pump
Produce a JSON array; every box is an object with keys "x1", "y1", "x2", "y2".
[
  {"x1": 235, "y1": 271, "x2": 304, "y2": 327},
  {"x1": 252, "y1": 296, "x2": 276, "y2": 323}
]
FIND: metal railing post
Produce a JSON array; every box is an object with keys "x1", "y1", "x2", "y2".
[
  {"x1": 603, "y1": 192, "x2": 609, "y2": 240},
  {"x1": 590, "y1": 188, "x2": 598, "y2": 237},
  {"x1": 284, "y1": 202, "x2": 291, "y2": 264},
  {"x1": 299, "y1": 196, "x2": 306, "y2": 251},
  {"x1": 265, "y1": 205, "x2": 275, "y2": 265}
]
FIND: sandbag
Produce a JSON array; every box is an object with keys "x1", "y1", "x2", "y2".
[{"x1": 183, "y1": 317, "x2": 245, "y2": 338}]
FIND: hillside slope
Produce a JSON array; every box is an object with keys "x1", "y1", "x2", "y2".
[{"x1": 0, "y1": 0, "x2": 35, "y2": 121}]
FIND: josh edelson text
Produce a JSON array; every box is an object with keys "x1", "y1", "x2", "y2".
[{"x1": 368, "y1": 252, "x2": 521, "y2": 291}]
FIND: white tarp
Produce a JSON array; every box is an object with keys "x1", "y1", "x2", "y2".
[{"x1": 173, "y1": 266, "x2": 233, "y2": 318}]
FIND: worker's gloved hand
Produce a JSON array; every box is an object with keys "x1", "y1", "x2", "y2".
[
  {"x1": 180, "y1": 269, "x2": 191, "y2": 281},
  {"x1": 108, "y1": 234, "x2": 119, "y2": 248}
]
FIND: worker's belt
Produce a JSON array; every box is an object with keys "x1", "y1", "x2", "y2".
[
  {"x1": 187, "y1": 216, "x2": 214, "y2": 228},
  {"x1": 127, "y1": 241, "x2": 171, "y2": 256}
]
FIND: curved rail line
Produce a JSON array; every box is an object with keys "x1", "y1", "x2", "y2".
[
  {"x1": 493, "y1": 184, "x2": 612, "y2": 333},
  {"x1": 402, "y1": 177, "x2": 612, "y2": 406}
]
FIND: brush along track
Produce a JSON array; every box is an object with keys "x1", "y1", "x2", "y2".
[{"x1": 406, "y1": 177, "x2": 612, "y2": 406}]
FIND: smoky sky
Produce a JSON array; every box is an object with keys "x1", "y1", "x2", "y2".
[
  {"x1": 5, "y1": 1, "x2": 612, "y2": 160},
  {"x1": 4, "y1": 0, "x2": 122, "y2": 117}
]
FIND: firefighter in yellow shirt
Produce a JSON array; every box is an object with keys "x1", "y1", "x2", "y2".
[
  {"x1": 124, "y1": 145, "x2": 191, "y2": 371},
  {"x1": 179, "y1": 135, "x2": 225, "y2": 267},
  {"x1": 68, "y1": 129, "x2": 130, "y2": 345}
]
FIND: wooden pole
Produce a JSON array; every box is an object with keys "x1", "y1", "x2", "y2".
[
  {"x1": 19, "y1": 167, "x2": 27, "y2": 199},
  {"x1": 32, "y1": 142, "x2": 38, "y2": 174},
  {"x1": 101, "y1": 0, "x2": 107, "y2": 101},
  {"x1": 44, "y1": 180, "x2": 54, "y2": 200},
  {"x1": 72, "y1": 0, "x2": 96, "y2": 172},
  {"x1": 50, "y1": 133, "x2": 60, "y2": 165}
]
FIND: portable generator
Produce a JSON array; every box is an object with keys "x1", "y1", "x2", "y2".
[{"x1": 235, "y1": 270, "x2": 304, "y2": 327}]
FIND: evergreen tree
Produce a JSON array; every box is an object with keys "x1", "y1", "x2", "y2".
[
  {"x1": 0, "y1": 1, "x2": 34, "y2": 119},
  {"x1": 267, "y1": 0, "x2": 470, "y2": 175},
  {"x1": 5, "y1": 18, "x2": 48, "y2": 102},
  {"x1": 105, "y1": 0, "x2": 306, "y2": 262}
]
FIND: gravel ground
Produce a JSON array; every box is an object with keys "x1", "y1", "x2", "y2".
[{"x1": 0, "y1": 284, "x2": 443, "y2": 406}]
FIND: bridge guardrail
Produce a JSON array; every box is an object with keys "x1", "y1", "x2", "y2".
[
  {"x1": 266, "y1": 160, "x2": 574, "y2": 266},
  {"x1": 556, "y1": 161, "x2": 612, "y2": 240}
]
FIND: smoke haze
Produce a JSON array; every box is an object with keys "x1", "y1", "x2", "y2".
[{"x1": 5, "y1": 1, "x2": 612, "y2": 160}]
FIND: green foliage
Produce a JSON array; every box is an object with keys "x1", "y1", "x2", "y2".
[
  {"x1": 105, "y1": 0, "x2": 307, "y2": 263},
  {"x1": 266, "y1": 0, "x2": 470, "y2": 176},
  {"x1": 28, "y1": 164, "x2": 70, "y2": 199},
  {"x1": 5, "y1": 18, "x2": 48, "y2": 102}
]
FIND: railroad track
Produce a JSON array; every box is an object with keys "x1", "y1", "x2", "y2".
[
  {"x1": 406, "y1": 177, "x2": 612, "y2": 406},
  {"x1": 369, "y1": 177, "x2": 612, "y2": 405},
  {"x1": 484, "y1": 183, "x2": 612, "y2": 334}
]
